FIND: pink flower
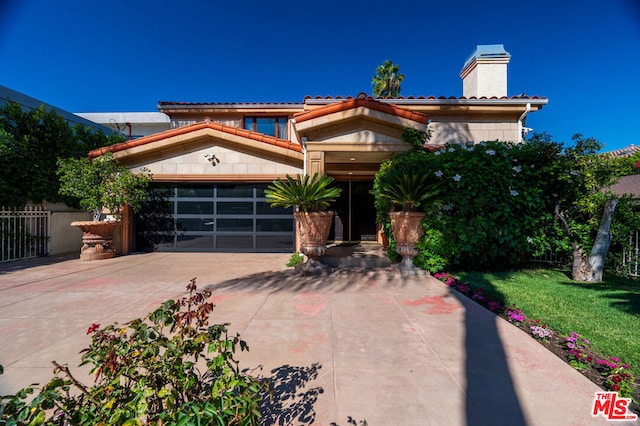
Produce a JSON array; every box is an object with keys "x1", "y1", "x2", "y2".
[{"x1": 488, "y1": 301, "x2": 503, "y2": 311}]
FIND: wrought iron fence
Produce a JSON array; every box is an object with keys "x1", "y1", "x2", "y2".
[
  {"x1": 0, "y1": 206, "x2": 50, "y2": 262},
  {"x1": 623, "y1": 231, "x2": 640, "y2": 278}
]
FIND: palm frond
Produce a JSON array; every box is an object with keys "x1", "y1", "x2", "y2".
[{"x1": 264, "y1": 173, "x2": 342, "y2": 212}]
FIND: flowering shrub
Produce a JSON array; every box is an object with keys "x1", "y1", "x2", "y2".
[
  {"x1": 506, "y1": 306, "x2": 526, "y2": 327},
  {"x1": 0, "y1": 279, "x2": 265, "y2": 425},
  {"x1": 418, "y1": 140, "x2": 559, "y2": 270},
  {"x1": 530, "y1": 320, "x2": 554, "y2": 340},
  {"x1": 563, "y1": 332, "x2": 593, "y2": 371},
  {"x1": 598, "y1": 357, "x2": 637, "y2": 398}
]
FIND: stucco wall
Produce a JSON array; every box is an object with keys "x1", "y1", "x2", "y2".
[
  {"x1": 130, "y1": 144, "x2": 302, "y2": 176},
  {"x1": 45, "y1": 203, "x2": 90, "y2": 255},
  {"x1": 430, "y1": 120, "x2": 519, "y2": 144}
]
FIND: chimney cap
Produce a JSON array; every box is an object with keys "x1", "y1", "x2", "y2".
[{"x1": 462, "y1": 44, "x2": 511, "y2": 70}]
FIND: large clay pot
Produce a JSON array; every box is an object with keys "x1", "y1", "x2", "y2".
[
  {"x1": 294, "y1": 211, "x2": 334, "y2": 258},
  {"x1": 71, "y1": 221, "x2": 121, "y2": 261},
  {"x1": 389, "y1": 211, "x2": 426, "y2": 271}
]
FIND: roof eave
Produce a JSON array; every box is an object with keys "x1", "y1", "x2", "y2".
[{"x1": 304, "y1": 98, "x2": 548, "y2": 107}]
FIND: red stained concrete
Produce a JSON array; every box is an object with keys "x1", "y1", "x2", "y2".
[
  {"x1": 403, "y1": 295, "x2": 462, "y2": 315},
  {"x1": 0, "y1": 252, "x2": 631, "y2": 425}
]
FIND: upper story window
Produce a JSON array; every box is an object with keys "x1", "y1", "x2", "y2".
[{"x1": 244, "y1": 117, "x2": 287, "y2": 139}]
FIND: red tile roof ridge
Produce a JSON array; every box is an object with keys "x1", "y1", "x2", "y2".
[
  {"x1": 157, "y1": 101, "x2": 303, "y2": 106},
  {"x1": 303, "y1": 95, "x2": 547, "y2": 101},
  {"x1": 294, "y1": 97, "x2": 429, "y2": 124},
  {"x1": 88, "y1": 120, "x2": 302, "y2": 158}
]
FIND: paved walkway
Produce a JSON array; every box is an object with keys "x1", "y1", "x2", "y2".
[{"x1": 0, "y1": 253, "x2": 635, "y2": 425}]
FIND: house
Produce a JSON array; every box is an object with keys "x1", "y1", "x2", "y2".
[{"x1": 84, "y1": 44, "x2": 548, "y2": 254}]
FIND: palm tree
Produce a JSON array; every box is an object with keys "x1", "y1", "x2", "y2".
[{"x1": 371, "y1": 60, "x2": 404, "y2": 98}]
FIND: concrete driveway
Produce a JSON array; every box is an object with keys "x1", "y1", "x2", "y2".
[{"x1": 0, "y1": 253, "x2": 633, "y2": 425}]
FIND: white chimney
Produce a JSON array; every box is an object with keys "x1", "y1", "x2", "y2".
[{"x1": 460, "y1": 44, "x2": 511, "y2": 98}]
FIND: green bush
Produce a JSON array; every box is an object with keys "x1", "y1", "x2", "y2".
[
  {"x1": 0, "y1": 279, "x2": 264, "y2": 425},
  {"x1": 374, "y1": 139, "x2": 572, "y2": 271}
]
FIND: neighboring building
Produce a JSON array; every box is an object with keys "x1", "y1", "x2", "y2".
[
  {"x1": 0, "y1": 85, "x2": 114, "y2": 134},
  {"x1": 87, "y1": 44, "x2": 548, "y2": 254},
  {"x1": 605, "y1": 145, "x2": 640, "y2": 199},
  {"x1": 75, "y1": 112, "x2": 171, "y2": 139}
]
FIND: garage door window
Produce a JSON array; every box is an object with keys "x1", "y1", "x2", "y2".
[{"x1": 157, "y1": 183, "x2": 294, "y2": 252}]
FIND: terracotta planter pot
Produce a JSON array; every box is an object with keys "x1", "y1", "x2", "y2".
[
  {"x1": 389, "y1": 211, "x2": 426, "y2": 270},
  {"x1": 294, "y1": 211, "x2": 334, "y2": 259},
  {"x1": 71, "y1": 221, "x2": 121, "y2": 261}
]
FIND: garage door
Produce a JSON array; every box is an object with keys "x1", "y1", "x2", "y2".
[{"x1": 157, "y1": 183, "x2": 294, "y2": 252}]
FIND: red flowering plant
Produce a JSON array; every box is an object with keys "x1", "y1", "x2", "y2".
[
  {"x1": 0, "y1": 279, "x2": 265, "y2": 425},
  {"x1": 563, "y1": 331, "x2": 593, "y2": 371},
  {"x1": 597, "y1": 356, "x2": 637, "y2": 399}
]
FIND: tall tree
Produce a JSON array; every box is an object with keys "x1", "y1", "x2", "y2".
[
  {"x1": 0, "y1": 102, "x2": 124, "y2": 207},
  {"x1": 371, "y1": 60, "x2": 404, "y2": 98},
  {"x1": 535, "y1": 134, "x2": 640, "y2": 282}
]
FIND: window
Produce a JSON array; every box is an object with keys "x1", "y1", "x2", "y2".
[
  {"x1": 152, "y1": 183, "x2": 295, "y2": 252},
  {"x1": 244, "y1": 117, "x2": 287, "y2": 139}
]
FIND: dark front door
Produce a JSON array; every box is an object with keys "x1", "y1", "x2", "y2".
[{"x1": 330, "y1": 181, "x2": 377, "y2": 243}]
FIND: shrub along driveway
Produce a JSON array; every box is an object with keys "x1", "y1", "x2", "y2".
[{"x1": 0, "y1": 253, "x2": 633, "y2": 425}]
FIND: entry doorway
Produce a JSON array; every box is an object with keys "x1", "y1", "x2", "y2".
[{"x1": 330, "y1": 181, "x2": 377, "y2": 243}]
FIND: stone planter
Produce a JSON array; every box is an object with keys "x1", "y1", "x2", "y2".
[
  {"x1": 71, "y1": 221, "x2": 121, "y2": 261},
  {"x1": 389, "y1": 211, "x2": 426, "y2": 272},
  {"x1": 294, "y1": 211, "x2": 334, "y2": 275}
]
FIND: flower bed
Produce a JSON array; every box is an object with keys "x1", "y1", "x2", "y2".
[{"x1": 434, "y1": 272, "x2": 639, "y2": 412}]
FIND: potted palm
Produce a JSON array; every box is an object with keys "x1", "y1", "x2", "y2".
[
  {"x1": 57, "y1": 152, "x2": 152, "y2": 260},
  {"x1": 377, "y1": 169, "x2": 444, "y2": 272},
  {"x1": 265, "y1": 173, "x2": 342, "y2": 274}
]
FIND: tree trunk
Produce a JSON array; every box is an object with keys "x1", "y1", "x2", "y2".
[{"x1": 572, "y1": 198, "x2": 619, "y2": 282}]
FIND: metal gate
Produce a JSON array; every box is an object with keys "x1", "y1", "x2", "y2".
[
  {"x1": 623, "y1": 231, "x2": 640, "y2": 278},
  {"x1": 1, "y1": 206, "x2": 50, "y2": 262}
]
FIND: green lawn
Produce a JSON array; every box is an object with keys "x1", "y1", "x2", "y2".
[{"x1": 456, "y1": 269, "x2": 640, "y2": 374}]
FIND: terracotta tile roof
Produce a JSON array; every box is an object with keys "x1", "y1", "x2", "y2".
[
  {"x1": 294, "y1": 97, "x2": 429, "y2": 124},
  {"x1": 606, "y1": 145, "x2": 640, "y2": 158},
  {"x1": 303, "y1": 94, "x2": 547, "y2": 101},
  {"x1": 88, "y1": 118, "x2": 302, "y2": 158},
  {"x1": 158, "y1": 101, "x2": 303, "y2": 107}
]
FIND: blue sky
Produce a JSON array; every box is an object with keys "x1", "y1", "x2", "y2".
[{"x1": 1, "y1": 0, "x2": 639, "y2": 151}]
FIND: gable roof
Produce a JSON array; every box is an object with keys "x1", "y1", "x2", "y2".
[
  {"x1": 88, "y1": 118, "x2": 302, "y2": 160},
  {"x1": 294, "y1": 96, "x2": 429, "y2": 125}
]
